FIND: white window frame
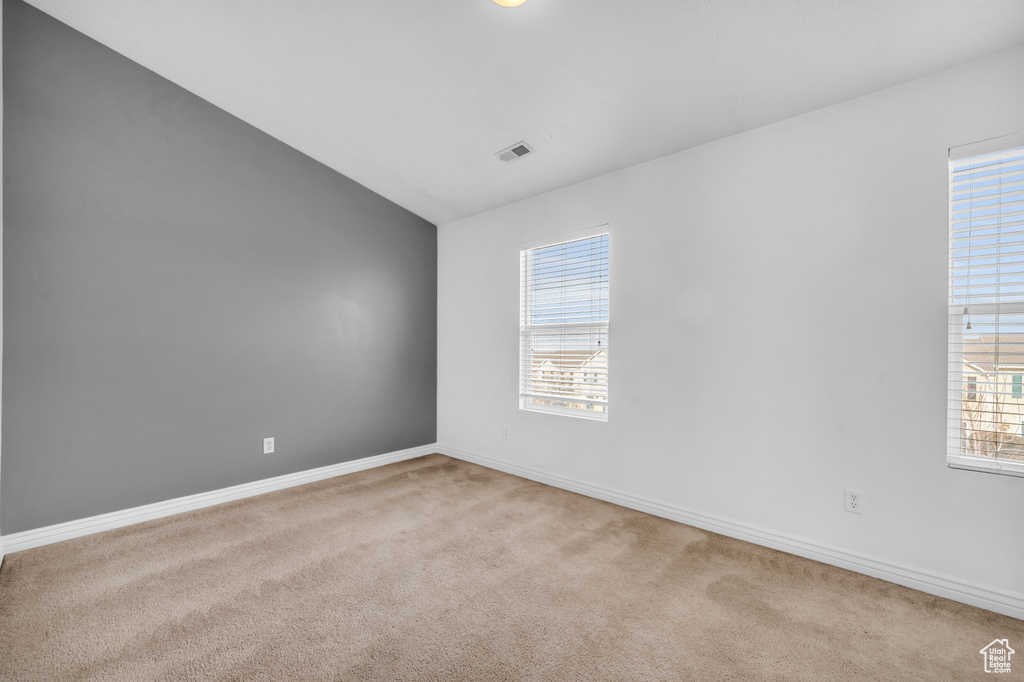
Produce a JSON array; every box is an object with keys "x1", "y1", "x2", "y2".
[
  {"x1": 947, "y1": 133, "x2": 1024, "y2": 478},
  {"x1": 520, "y1": 226, "x2": 609, "y2": 421}
]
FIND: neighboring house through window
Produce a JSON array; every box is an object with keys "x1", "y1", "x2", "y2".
[{"x1": 520, "y1": 230, "x2": 609, "y2": 419}]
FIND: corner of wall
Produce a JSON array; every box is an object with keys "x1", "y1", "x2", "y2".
[{"x1": 1, "y1": 0, "x2": 7, "y2": 562}]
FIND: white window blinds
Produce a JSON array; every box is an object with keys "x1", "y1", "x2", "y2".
[
  {"x1": 948, "y1": 134, "x2": 1024, "y2": 477},
  {"x1": 520, "y1": 232, "x2": 609, "y2": 419}
]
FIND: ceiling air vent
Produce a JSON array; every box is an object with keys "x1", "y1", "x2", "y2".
[{"x1": 496, "y1": 141, "x2": 534, "y2": 163}]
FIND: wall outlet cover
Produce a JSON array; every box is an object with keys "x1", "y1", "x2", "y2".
[
  {"x1": 263, "y1": 437, "x2": 275, "y2": 454},
  {"x1": 844, "y1": 487, "x2": 864, "y2": 514}
]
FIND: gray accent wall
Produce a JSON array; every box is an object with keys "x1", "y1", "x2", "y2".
[{"x1": 2, "y1": 0, "x2": 437, "y2": 534}]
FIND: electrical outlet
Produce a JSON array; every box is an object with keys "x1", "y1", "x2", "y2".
[
  {"x1": 263, "y1": 437, "x2": 275, "y2": 455},
  {"x1": 503, "y1": 426, "x2": 510, "y2": 440},
  {"x1": 844, "y1": 488, "x2": 864, "y2": 514}
]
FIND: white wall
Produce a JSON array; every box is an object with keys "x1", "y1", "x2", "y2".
[
  {"x1": 438, "y1": 46, "x2": 1024, "y2": 614},
  {"x1": 1, "y1": 2, "x2": 5, "y2": 565}
]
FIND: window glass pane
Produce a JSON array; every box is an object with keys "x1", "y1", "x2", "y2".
[
  {"x1": 521, "y1": 232, "x2": 609, "y2": 418},
  {"x1": 529, "y1": 235, "x2": 609, "y2": 325},
  {"x1": 949, "y1": 141, "x2": 1024, "y2": 476}
]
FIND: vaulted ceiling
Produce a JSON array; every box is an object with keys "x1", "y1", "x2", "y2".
[{"x1": 22, "y1": 0, "x2": 1024, "y2": 225}]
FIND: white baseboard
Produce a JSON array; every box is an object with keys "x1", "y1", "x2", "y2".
[
  {"x1": 438, "y1": 444, "x2": 1024, "y2": 621},
  {"x1": 1, "y1": 443, "x2": 438, "y2": 555}
]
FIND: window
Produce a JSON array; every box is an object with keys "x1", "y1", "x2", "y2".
[
  {"x1": 520, "y1": 231, "x2": 609, "y2": 419},
  {"x1": 948, "y1": 133, "x2": 1024, "y2": 477}
]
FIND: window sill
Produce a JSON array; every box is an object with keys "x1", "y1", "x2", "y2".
[
  {"x1": 947, "y1": 455, "x2": 1024, "y2": 478},
  {"x1": 521, "y1": 403, "x2": 608, "y2": 422}
]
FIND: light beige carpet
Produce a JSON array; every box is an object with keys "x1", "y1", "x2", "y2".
[{"x1": 0, "y1": 454, "x2": 1020, "y2": 680}]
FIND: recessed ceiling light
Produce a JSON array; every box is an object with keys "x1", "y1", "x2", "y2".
[{"x1": 492, "y1": 0, "x2": 528, "y2": 6}]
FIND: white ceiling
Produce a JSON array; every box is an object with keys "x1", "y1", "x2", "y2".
[{"x1": 22, "y1": 0, "x2": 1024, "y2": 225}]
